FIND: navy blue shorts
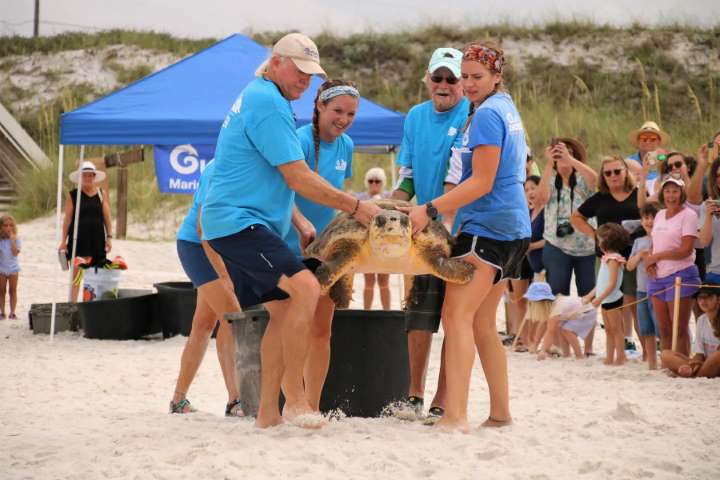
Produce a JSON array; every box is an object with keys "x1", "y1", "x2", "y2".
[
  {"x1": 177, "y1": 239, "x2": 219, "y2": 288},
  {"x1": 208, "y1": 224, "x2": 307, "y2": 309}
]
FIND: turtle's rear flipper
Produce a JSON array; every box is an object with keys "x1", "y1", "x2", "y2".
[
  {"x1": 329, "y1": 274, "x2": 353, "y2": 309},
  {"x1": 419, "y1": 245, "x2": 475, "y2": 284}
]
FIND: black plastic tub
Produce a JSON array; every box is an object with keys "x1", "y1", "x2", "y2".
[
  {"x1": 79, "y1": 289, "x2": 159, "y2": 340},
  {"x1": 231, "y1": 308, "x2": 409, "y2": 418},
  {"x1": 153, "y1": 281, "x2": 197, "y2": 338}
]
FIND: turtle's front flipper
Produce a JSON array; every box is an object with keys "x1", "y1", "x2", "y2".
[
  {"x1": 314, "y1": 239, "x2": 362, "y2": 295},
  {"x1": 329, "y1": 274, "x2": 353, "y2": 309},
  {"x1": 417, "y1": 244, "x2": 475, "y2": 284}
]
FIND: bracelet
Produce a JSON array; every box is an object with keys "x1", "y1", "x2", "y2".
[
  {"x1": 350, "y1": 198, "x2": 360, "y2": 217},
  {"x1": 106, "y1": 235, "x2": 113, "y2": 239}
]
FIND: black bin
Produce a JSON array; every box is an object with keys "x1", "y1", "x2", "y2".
[
  {"x1": 231, "y1": 308, "x2": 408, "y2": 418},
  {"x1": 79, "y1": 289, "x2": 159, "y2": 340},
  {"x1": 154, "y1": 281, "x2": 197, "y2": 337}
]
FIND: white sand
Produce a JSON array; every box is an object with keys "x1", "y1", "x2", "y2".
[{"x1": 1, "y1": 215, "x2": 718, "y2": 480}]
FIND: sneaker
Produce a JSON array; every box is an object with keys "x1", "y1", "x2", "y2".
[
  {"x1": 624, "y1": 338, "x2": 637, "y2": 351},
  {"x1": 391, "y1": 396, "x2": 424, "y2": 421},
  {"x1": 423, "y1": 406, "x2": 444, "y2": 426}
]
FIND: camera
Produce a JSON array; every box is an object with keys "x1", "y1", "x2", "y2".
[{"x1": 556, "y1": 222, "x2": 575, "y2": 238}]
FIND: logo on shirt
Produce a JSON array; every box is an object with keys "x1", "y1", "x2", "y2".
[
  {"x1": 448, "y1": 126, "x2": 458, "y2": 137},
  {"x1": 506, "y1": 112, "x2": 523, "y2": 134},
  {"x1": 335, "y1": 159, "x2": 348, "y2": 171},
  {"x1": 222, "y1": 94, "x2": 244, "y2": 129}
]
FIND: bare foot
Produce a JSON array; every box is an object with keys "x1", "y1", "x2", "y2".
[
  {"x1": 603, "y1": 358, "x2": 613, "y2": 366},
  {"x1": 677, "y1": 364, "x2": 694, "y2": 377},
  {"x1": 613, "y1": 355, "x2": 627, "y2": 366},
  {"x1": 481, "y1": 416, "x2": 513, "y2": 428},
  {"x1": 283, "y1": 403, "x2": 326, "y2": 429},
  {"x1": 255, "y1": 413, "x2": 283, "y2": 429},
  {"x1": 537, "y1": 351, "x2": 548, "y2": 361},
  {"x1": 434, "y1": 417, "x2": 470, "y2": 434}
]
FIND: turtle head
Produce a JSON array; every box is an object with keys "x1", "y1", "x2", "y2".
[{"x1": 368, "y1": 209, "x2": 412, "y2": 258}]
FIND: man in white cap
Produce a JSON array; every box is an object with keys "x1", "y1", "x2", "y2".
[
  {"x1": 391, "y1": 47, "x2": 469, "y2": 424},
  {"x1": 201, "y1": 32, "x2": 381, "y2": 428}
]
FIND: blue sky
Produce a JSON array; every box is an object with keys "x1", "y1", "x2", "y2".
[{"x1": 2, "y1": 0, "x2": 718, "y2": 38}]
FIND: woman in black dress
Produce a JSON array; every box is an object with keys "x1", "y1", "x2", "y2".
[{"x1": 59, "y1": 161, "x2": 113, "y2": 302}]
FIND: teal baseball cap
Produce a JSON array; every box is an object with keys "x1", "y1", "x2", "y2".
[{"x1": 428, "y1": 47, "x2": 463, "y2": 78}]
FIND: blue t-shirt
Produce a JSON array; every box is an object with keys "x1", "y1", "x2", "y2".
[
  {"x1": 177, "y1": 161, "x2": 215, "y2": 244},
  {"x1": 457, "y1": 92, "x2": 531, "y2": 240},
  {"x1": 396, "y1": 97, "x2": 469, "y2": 204},
  {"x1": 627, "y1": 151, "x2": 658, "y2": 180},
  {"x1": 0, "y1": 237, "x2": 21, "y2": 273},
  {"x1": 284, "y1": 124, "x2": 353, "y2": 256},
  {"x1": 201, "y1": 77, "x2": 304, "y2": 240}
]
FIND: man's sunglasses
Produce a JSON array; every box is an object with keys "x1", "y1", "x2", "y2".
[
  {"x1": 367, "y1": 179, "x2": 382, "y2": 184},
  {"x1": 430, "y1": 75, "x2": 459, "y2": 85},
  {"x1": 603, "y1": 169, "x2": 624, "y2": 177}
]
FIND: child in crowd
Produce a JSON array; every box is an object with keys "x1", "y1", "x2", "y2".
[
  {"x1": 583, "y1": 223, "x2": 630, "y2": 366},
  {"x1": 0, "y1": 214, "x2": 21, "y2": 320},
  {"x1": 522, "y1": 277, "x2": 555, "y2": 353},
  {"x1": 626, "y1": 203, "x2": 661, "y2": 369},
  {"x1": 660, "y1": 284, "x2": 720, "y2": 378},
  {"x1": 537, "y1": 295, "x2": 596, "y2": 360}
]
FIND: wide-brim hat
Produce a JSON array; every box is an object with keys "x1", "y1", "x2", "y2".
[
  {"x1": 69, "y1": 161, "x2": 106, "y2": 184},
  {"x1": 524, "y1": 281, "x2": 556, "y2": 302},
  {"x1": 555, "y1": 137, "x2": 588, "y2": 164},
  {"x1": 628, "y1": 121, "x2": 671, "y2": 149}
]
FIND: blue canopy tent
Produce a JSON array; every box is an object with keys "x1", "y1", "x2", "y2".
[{"x1": 49, "y1": 34, "x2": 404, "y2": 330}]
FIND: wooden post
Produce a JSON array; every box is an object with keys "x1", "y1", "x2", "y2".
[
  {"x1": 116, "y1": 166, "x2": 128, "y2": 238},
  {"x1": 671, "y1": 276, "x2": 682, "y2": 352},
  {"x1": 104, "y1": 149, "x2": 144, "y2": 240}
]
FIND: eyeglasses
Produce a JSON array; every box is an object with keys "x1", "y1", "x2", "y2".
[
  {"x1": 367, "y1": 179, "x2": 382, "y2": 184},
  {"x1": 430, "y1": 75, "x2": 459, "y2": 85},
  {"x1": 638, "y1": 134, "x2": 660, "y2": 142},
  {"x1": 603, "y1": 169, "x2": 624, "y2": 177},
  {"x1": 668, "y1": 161, "x2": 684, "y2": 170}
]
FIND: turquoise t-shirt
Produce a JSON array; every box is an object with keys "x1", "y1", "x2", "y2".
[
  {"x1": 201, "y1": 77, "x2": 304, "y2": 240},
  {"x1": 177, "y1": 161, "x2": 215, "y2": 244},
  {"x1": 458, "y1": 92, "x2": 531, "y2": 240},
  {"x1": 396, "y1": 97, "x2": 469, "y2": 204},
  {"x1": 284, "y1": 124, "x2": 353, "y2": 256}
]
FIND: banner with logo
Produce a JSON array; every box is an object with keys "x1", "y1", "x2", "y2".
[{"x1": 154, "y1": 144, "x2": 215, "y2": 194}]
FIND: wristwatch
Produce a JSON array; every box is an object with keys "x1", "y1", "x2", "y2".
[{"x1": 425, "y1": 202, "x2": 438, "y2": 219}]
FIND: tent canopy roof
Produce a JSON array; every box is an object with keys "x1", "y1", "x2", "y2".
[{"x1": 60, "y1": 34, "x2": 404, "y2": 147}]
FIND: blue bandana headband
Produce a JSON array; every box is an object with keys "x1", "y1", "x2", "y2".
[{"x1": 319, "y1": 85, "x2": 360, "y2": 102}]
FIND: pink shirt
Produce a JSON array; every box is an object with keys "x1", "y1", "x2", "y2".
[{"x1": 651, "y1": 207, "x2": 698, "y2": 279}]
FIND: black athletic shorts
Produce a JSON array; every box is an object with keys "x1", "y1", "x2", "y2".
[{"x1": 451, "y1": 233, "x2": 530, "y2": 285}]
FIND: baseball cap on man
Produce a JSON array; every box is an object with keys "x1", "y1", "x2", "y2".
[
  {"x1": 255, "y1": 33, "x2": 326, "y2": 78},
  {"x1": 428, "y1": 47, "x2": 463, "y2": 78}
]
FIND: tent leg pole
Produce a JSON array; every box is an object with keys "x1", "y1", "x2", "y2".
[
  {"x1": 51, "y1": 144, "x2": 65, "y2": 342},
  {"x1": 67, "y1": 146, "x2": 85, "y2": 303}
]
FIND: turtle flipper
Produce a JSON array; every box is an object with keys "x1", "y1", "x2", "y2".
[
  {"x1": 329, "y1": 274, "x2": 353, "y2": 309},
  {"x1": 417, "y1": 244, "x2": 475, "y2": 284},
  {"x1": 314, "y1": 239, "x2": 361, "y2": 295}
]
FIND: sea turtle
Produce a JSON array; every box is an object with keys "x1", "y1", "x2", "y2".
[{"x1": 305, "y1": 198, "x2": 475, "y2": 307}]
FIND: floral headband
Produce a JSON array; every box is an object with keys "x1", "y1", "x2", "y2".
[
  {"x1": 319, "y1": 85, "x2": 360, "y2": 103},
  {"x1": 463, "y1": 44, "x2": 504, "y2": 74}
]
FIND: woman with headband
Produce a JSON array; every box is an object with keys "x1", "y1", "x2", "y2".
[
  {"x1": 283, "y1": 79, "x2": 360, "y2": 412},
  {"x1": 403, "y1": 41, "x2": 530, "y2": 432}
]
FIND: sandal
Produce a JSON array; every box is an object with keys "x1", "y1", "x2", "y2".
[
  {"x1": 225, "y1": 398, "x2": 245, "y2": 417},
  {"x1": 8, "y1": 313, "x2": 16, "y2": 319},
  {"x1": 169, "y1": 398, "x2": 195, "y2": 414},
  {"x1": 423, "y1": 406, "x2": 444, "y2": 426}
]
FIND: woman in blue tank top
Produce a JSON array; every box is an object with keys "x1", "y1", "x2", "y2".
[{"x1": 403, "y1": 42, "x2": 530, "y2": 432}]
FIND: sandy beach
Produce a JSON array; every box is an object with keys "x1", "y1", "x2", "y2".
[{"x1": 1, "y1": 215, "x2": 718, "y2": 480}]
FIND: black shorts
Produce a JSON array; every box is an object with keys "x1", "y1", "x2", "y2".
[
  {"x1": 404, "y1": 274, "x2": 445, "y2": 333},
  {"x1": 451, "y1": 234, "x2": 530, "y2": 285},
  {"x1": 519, "y1": 256, "x2": 533, "y2": 281},
  {"x1": 601, "y1": 297, "x2": 623, "y2": 311},
  {"x1": 208, "y1": 224, "x2": 307, "y2": 309}
]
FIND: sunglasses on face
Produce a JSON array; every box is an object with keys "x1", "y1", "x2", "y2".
[
  {"x1": 638, "y1": 135, "x2": 659, "y2": 142},
  {"x1": 367, "y1": 179, "x2": 382, "y2": 184},
  {"x1": 430, "y1": 75, "x2": 459, "y2": 85},
  {"x1": 603, "y1": 168, "x2": 624, "y2": 177},
  {"x1": 668, "y1": 161, "x2": 684, "y2": 170}
]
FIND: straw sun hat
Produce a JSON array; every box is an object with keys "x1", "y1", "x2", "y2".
[
  {"x1": 68, "y1": 161, "x2": 106, "y2": 184},
  {"x1": 628, "y1": 121, "x2": 671, "y2": 149}
]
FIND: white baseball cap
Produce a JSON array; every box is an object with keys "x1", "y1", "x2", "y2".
[
  {"x1": 428, "y1": 47, "x2": 463, "y2": 78},
  {"x1": 255, "y1": 33, "x2": 326, "y2": 78}
]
